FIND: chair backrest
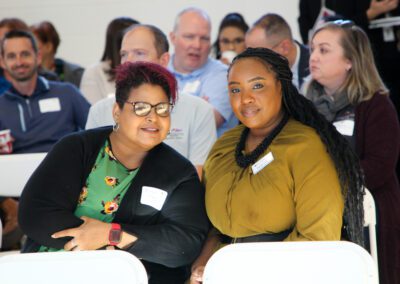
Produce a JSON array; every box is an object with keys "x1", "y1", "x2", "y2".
[
  {"x1": 0, "y1": 152, "x2": 46, "y2": 197},
  {"x1": 0, "y1": 218, "x2": 2, "y2": 249},
  {"x1": 0, "y1": 250, "x2": 148, "y2": 284},
  {"x1": 203, "y1": 241, "x2": 378, "y2": 284},
  {"x1": 363, "y1": 188, "x2": 379, "y2": 268}
]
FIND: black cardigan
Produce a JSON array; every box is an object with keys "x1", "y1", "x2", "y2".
[{"x1": 19, "y1": 127, "x2": 209, "y2": 269}]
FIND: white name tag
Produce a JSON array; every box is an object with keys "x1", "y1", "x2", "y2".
[
  {"x1": 182, "y1": 80, "x2": 200, "y2": 94},
  {"x1": 140, "y1": 186, "x2": 168, "y2": 210},
  {"x1": 251, "y1": 152, "x2": 274, "y2": 175},
  {"x1": 39, "y1": 98, "x2": 61, "y2": 113},
  {"x1": 383, "y1": 26, "x2": 395, "y2": 42},
  {"x1": 333, "y1": 119, "x2": 354, "y2": 136}
]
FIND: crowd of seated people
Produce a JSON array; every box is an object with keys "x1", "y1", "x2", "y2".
[{"x1": 0, "y1": 5, "x2": 399, "y2": 284}]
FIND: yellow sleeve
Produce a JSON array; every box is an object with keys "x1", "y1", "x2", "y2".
[{"x1": 285, "y1": 133, "x2": 344, "y2": 241}]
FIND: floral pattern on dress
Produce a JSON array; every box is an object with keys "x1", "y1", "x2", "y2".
[
  {"x1": 105, "y1": 146, "x2": 117, "y2": 161},
  {"x1": 39, "y1": 140, "x2": 139, "y2": 253},
  {"x1": 101, "y1": 194, "x2": 121, "y2": 215},
  {"x1": 78, "y1": 186, "x2": 88, "y2": 204},
  {"x1": 104, "y1": 176, "x2": 119, "y2": 187}
]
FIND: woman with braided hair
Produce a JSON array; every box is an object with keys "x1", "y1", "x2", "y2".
[
  {"x1": 307, "y1": 21, "x2": 400, "y2": 284},
  {"x1": 190, "y1": 47, "x2": 364, "y2": 284}
]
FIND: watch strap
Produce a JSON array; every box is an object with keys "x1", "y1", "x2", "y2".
[{"x1": 108, "y1": 223, "x2": 122, "y2": 246}]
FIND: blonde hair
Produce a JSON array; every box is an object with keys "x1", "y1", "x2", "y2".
[{"x1": 312, "y1": 22, "x2": 388, "y2": 104}]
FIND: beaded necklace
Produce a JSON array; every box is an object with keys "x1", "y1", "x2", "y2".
[{"x1": 235, "y1": 112, "x2": 289, "y2": 168}]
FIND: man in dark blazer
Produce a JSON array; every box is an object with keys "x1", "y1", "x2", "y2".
[{"x1": 246, "y1": 13, "x2": 310, "y2": 90}]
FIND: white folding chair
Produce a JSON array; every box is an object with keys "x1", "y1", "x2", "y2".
[
  {"x1": 363, "y1": 188, "x2": 379, "y2": 270},
  {"x1": 0, "y1": 218, "x2": 2, "y2": 249},
  {"x1": 203, "y1": 241, "x2": 378, "y2": 284},
  {"x1": 0, "y1": 250, "x2": 148, "y2": 284},
  {"x1": 0, "y1": 152, "x2": 46, "y2": 197},
  {"x1": 0, "y1": 153, "x2": 46, "y2": 249}
]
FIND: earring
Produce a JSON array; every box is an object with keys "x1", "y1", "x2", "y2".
[{"x1": 113, "y1": 122, "x2": 119, "y2": 132}]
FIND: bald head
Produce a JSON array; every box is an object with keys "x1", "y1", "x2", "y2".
[
  {"x1": 120, "y1": 25, "x2": 170, "y2": 67},
  {"x1": 173, "y1": 7, "x2": 211, "y2": 32}
]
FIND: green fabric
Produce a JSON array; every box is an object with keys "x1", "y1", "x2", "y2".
[{"x1": 39, "y1": 139, "x2": 139, "y2": 252}]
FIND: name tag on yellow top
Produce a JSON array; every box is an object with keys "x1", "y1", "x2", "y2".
[{"x1": 252, "y1": 152, "x2": 274, "y2": 175}]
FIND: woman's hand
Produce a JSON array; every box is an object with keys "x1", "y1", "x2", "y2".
[
  {"x1": 190, "y1": 265, "x2": 205, "y2": 284},
  {"x1": 52, "y1": 216, "x2": 111, "y2": 251},
  {"x1": 367, "y1": 0, "x2": 399, "y2": 20},
  {"x1": 188, "y1": 227, "x2": 222, "y2": 284}
]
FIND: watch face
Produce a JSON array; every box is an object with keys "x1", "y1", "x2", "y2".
[{"x1": 109, "y1": 229, "x2": 122, "y2": 244}]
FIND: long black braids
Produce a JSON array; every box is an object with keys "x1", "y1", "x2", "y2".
[{"x1": 229, "y1": 47, "x2": 365, "y2": 246}]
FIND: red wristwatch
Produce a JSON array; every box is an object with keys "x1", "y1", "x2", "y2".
[{"x1": 109, "y1": 223, "x2": 122, "y2": 246}]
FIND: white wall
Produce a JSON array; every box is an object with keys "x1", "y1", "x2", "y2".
[{"x1": 0, "y1": 0, "x2": 301, "y2": 68}]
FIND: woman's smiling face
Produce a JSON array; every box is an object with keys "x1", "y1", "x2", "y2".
[
  {"x1": 228, "y1": 58, "x2": 283, "y2": 135},
  {"x1": 113, "y1": 83, "x2": 171, "y2": 151}
]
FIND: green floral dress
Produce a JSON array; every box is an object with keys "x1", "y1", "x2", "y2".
[{"x1": 39, "y1": 139, "x2": 139, "y2": 252}]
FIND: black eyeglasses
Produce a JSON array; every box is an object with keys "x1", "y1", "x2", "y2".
[{"x1": 124, "y1": 101, "x2": 173, "y2": 117}]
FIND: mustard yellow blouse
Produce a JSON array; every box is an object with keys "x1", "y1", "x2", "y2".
[{"x1": 204, "y1": 119, "x2": 344, "y2": 241}]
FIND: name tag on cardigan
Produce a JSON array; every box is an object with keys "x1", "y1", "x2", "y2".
[
  {"x1": 251, "y1": 152, "x2": 274, "y2": 175},
  {"x1": 333, "y1": 119, "x2": 354, "y2": 136},
  {"x1": 141, "y1": 186, "x2": 168, "y2": 210},
  {"x1": 39, "y1": 98, "x2": 61, "y2": 113}
]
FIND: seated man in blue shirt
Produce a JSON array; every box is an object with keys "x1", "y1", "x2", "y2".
[
  {"x1": 0, "y1": 30, "x2": 90, "y2": 154},
  {"x1": 169, "y1": 7, "x2": 237, "y2": 136}
]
